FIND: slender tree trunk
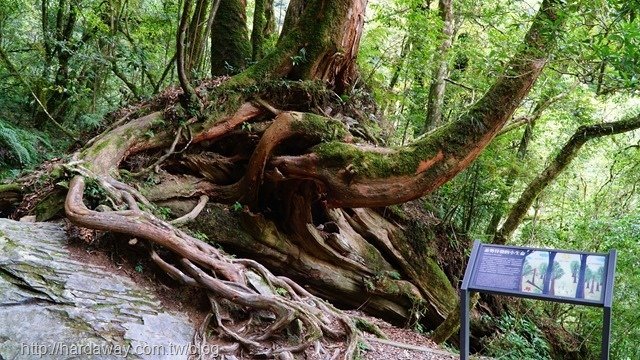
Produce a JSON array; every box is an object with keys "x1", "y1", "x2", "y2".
[
  {"x1": 495, "y1": 112, "x2": 640, "y2": 243},
  {"x1": 177, "y1": 0, "x2": 201, "y2": 112},
  {"x1": 250, "y1": 0, "x2": 275, "y2": 61},
  {"x1": 186, "y1": 0, "x2": 211, "y2": 71},
  {"x1": 485, "y1": 91, "x2": 567, "y2": 237},
  {"x1": 423, "y1": 0, "x2": 454, "y2": 133}
]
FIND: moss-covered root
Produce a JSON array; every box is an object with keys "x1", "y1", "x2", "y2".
[
  {"x1": 431, "y1": 292, "x2": 479, "y2": 344},
  {"x1": 354, "y1": 317, "x2": 388, "y2": 339}
]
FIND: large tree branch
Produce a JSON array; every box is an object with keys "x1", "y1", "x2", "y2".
[
  {"x1": 273, "y1": 0, "x2": 567, "y2": 208},
  {"x1": 495, "y1": 112, "x2": 640, "y2": 243}
]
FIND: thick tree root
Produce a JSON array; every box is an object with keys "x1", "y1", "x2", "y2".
[{"x1": 65, "y1": 174, "x2": 358, "y2": 358}]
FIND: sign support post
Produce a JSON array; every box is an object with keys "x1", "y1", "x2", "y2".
[
  {"x1": 601, "y1": 249, "x2": 616, "y2": 360},
  {"x1": 459, "y1": 288, "x2": 469, "y2": 360},
  {"x1": 459, "y1": 240, "x2": 479, "y2": 360},
  {"x1": 459, "y1": 241, "x2": 617, "y2": 360}
]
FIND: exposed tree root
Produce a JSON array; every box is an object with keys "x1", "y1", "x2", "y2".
[
  {"x1": 170, "y1": 195, "x2": 209, "y2": 225},
  {"x1": 60, "y1": 100, "x2": 367, "y2": 358},
  {"x1": 65, "y1": 174, "x2": 358, "y2": 358}
]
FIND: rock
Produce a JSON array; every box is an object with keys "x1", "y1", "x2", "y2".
[{"x1": 0, "y1": 219, "x2": 195, "y2": 359}]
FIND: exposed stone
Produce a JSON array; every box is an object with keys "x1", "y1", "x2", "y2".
[{"x1": 0, "y1": 219, "x2": 195, "y2": 359}]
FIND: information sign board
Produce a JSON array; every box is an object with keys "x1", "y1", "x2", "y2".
[
  {"x1": 470, "y1": 244, "x2": 609, "y2": 305},
  {"x1": 459, "y1": 241, "x2": 616, "y2": 360}
]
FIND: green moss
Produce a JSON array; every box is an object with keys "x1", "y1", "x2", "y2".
[
  {"x1": 210, "y1": 0, "x2": 251, "y2": 76},
  {"x1": 0, "y1": 232, "x2": 18, "y2": 252},
  {"x1": 406, "y1": 221, "x2": 435, "y2": 257},
  {"x1": 84, "y1": 138, "x2": 110, "y2": 158},
  {"x1": 354, "y1": 317, "x2": 387, "y2": 339},
  {"x1": 291, "y1": 113, "x2": 348, "y2": 140},
  {"x1": 0, "y1": 183, "x2": 22, "y2": 193},
  {"x1": 34, "y1": 191, "x2": 66, "y2": 221},
  {"x1": 424, "y1": 257, "x2": 457, "y2": 310},
  {"x1": 313, "y1": 139, "x2": 441, "y2": 179}
]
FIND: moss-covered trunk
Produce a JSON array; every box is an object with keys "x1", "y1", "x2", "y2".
[{"x1": 210, "y1": 0, "x2": 251, "y2": 75}]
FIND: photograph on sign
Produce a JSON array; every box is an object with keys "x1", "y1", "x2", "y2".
[
  {"x1": 521, "y1": 251, "x2": 605, "y2": 301},
  {"x1": 470, "y1": 245, "x2": 607, "y2": 302}
]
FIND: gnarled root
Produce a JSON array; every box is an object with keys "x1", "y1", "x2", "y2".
[{"x1": 65, "y1": 175, "x2": 358, "y2": 358}]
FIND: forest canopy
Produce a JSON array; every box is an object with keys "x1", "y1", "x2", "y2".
[{"x1": 1, "y1": 0, "x2": 639, "y2": 359}]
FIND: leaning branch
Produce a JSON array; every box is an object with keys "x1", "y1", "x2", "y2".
[
  {"x1": 274, "y1": 0, "x2": 567, "y2": 208},
  {"x1": 495, "y1": 112, "x2": 640, "y2": 243}
]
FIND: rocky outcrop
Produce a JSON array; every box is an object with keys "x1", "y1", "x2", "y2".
[{"x1": 0, "y1": 219, "x2": 196, "y2": 359}]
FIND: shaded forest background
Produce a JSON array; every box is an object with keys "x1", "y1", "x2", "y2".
[{"x1": 0, "y1": 0, "x2": 639, "y2": 358}]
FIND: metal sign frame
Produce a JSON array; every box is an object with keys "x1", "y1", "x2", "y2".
[{"x1": 460, "y1": 240, "x2": 616, "y2": 360}]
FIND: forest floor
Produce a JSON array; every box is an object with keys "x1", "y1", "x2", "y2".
[
  {"x1": 64, "y1": 221, "x2": 479, "y2": 360},
  {"x1": 346, "y1": 310, "x2": 458, "y2": 360}
]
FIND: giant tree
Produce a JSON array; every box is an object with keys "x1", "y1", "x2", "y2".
[{"x1": 1, "y1": 0, "x2": 569, "y2": 357}]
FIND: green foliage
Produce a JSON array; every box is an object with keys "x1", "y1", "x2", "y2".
[
  {"x1": 354, "y1": 339, "x2": 370, "y2": 360},
  {"x1": 0, "y1": 119, "x2": 48, "y2": 168},
  {"x1": 274, "y1": 287, "x2": 288, "y2": 296},
  {"x1": 290, "y1": 48, "x2": 307, "y2": 66},
  {"x1": 192, "y1": 231, "x2": 209, "y2": 242},
  {"x1": 231, "y1": 202, "x2": 243, "y2": 212},
  {"x1": 155, "y1": 207, "x2": 173, "y2": 220},
  {"x1": 485, "y1": 314, "x2": 551, "y2": 360}
]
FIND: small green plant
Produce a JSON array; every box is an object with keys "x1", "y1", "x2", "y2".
[
  {"x1": 387, "y1": 270, "x2": 401, "y2": 280},
  {"x1": 413, "y1": 322, "x2": 426, "y2": 334},
  {"x1": 485, "y1": 314, "x2": 550, "y2": 360},
  {"x1": 275, "y1": 287, "x2": 288, "y2": 296},
  {"x1": 354, "y1": 340, "x2": 370, "y2": 360},
  {"x1": 241, "y1": 122, "x2": 253, "y2": 132},
  {"x1": 363, "y1": 278, "x2": 375, "y2": 291},
  {"x1": 85, "y1": 178, "x2": 108, "y2": 202},
  {"x1": 291, "y1": 48, "x2": 307, "y2": 66},
  {"x1": 231, "y1": 201, "x2": 243, "y2": 212},
  {"x1": 155, "y1": 206, "x2": 172, "y2": 220},
  {"x1": 135, "y1": 263, "x2": 144, "y2": 273},
  {"x1": 192, "y1": 231, "x2": 209, "y2": 241}
]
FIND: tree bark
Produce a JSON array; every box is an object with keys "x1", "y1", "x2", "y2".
[
  {"x1": 250, "y1": 0, "x2": 276, "y2": 61},
  {"x1": 236, "y1": 0, "x2": 368, "y2": 92},
  {"x1": 423, "y1": 0, "x2": 454, "y2": 133},
  {"x1": 495, "y1": 112, "x2": 640, "y2": 243},
  {"x1": 210, "y1": 0, "x2": 251, "y2": 75}
]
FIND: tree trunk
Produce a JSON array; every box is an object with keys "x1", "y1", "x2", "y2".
[
  {"x1": 210, "y1": 0, "x2": 251, "y2": 75},
  {"x1": 238, "y1": 0, "x2": 368, "y2": 92},
  {"x1": 250, "y1": 0, "x2": 276, "y2": 61},
  {"x1": 271, "y1": 0, "x2": 566, "y2": 209},
  {"x1": 423, "y1": 0, "x2": 454, "y2": 133},
  {"x1": 495, "y1": 112, "x2": 640, "y2": 243}
]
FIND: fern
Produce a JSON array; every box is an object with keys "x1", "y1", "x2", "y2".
[{"x1": 0, "y1": 118, "x2": 51, "y2": 168}]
